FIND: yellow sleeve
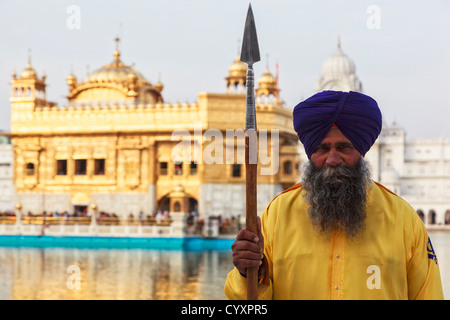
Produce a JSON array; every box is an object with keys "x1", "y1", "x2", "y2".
[
  {"x1": 407, "y1": 219, "x2": 444, "y2": 300},
  {"x1": 224, "y1": 266, "x2": 273, "y2": 300}
]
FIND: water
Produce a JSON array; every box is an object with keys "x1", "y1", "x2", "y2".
[
  {"x1": 0, "y1": 247, "x2": 233, "y2": 300},
  {"x1": 0, "y1": 231, "x2": 448, "y2": 300}
]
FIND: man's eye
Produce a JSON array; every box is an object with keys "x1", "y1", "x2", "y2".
[
  {"x1": 337, "y1": 144, "x2": 353, "y2": 151},
  {"x1": 315, "y1": 145, "x2": 329, "y2": 152}
]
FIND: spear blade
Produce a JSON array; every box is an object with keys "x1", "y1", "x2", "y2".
[
  {"x1": 240, "y1": 3, "x2": 260, "y2": 132},
  {"x1": 240, "y1": 4, "x2": 260, "y2": 66}
]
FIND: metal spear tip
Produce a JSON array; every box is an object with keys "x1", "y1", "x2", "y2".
[{"x1": 240, "y1": 3, "x2": 260, "y2": 67}]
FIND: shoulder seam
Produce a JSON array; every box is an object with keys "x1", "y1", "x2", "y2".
[
  {"x1": 374, "y1": 181, "x2": 398, "y2": 197},
  {"x1": 266, "y1": 183, "x2": 301, "y2": 211}
]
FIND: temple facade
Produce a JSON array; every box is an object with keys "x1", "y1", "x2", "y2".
[{"x1": 8, "y1": 39, "x2": 300, "y2": 220}]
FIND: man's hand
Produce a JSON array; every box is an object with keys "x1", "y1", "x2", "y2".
[{"x1": 231, "y1": 216, "x2": 265, "y2": 277}]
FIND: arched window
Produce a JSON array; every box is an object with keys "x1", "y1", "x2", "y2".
[
  {"x1": 428, "y1": 210, "x2": 436, "y2": 225},
  {"x1": 284, "y1": 161, "x2": 292, "y2": 175},
  {"x1": 260, "y1": 94, "x2": 267, "y2": 104},
  {"x1": 26, "y1": 163, "x2": 35, "y2": 176},
  {"x1": 174, "y1": 162, "x2": 183, "y2": 176},
  {"x1": 232, "y1": 164, "x2": 241, "y2": 177},
  {"x1": 190, "y1": 162, "x2": 197, "y2": 175},
  {"x1": 174, "y1": 201, "x2": 181, "y2": 212},
  {"x1": 417, "y1": 210, "x2": 425, "y2": 222},
  {"x1": 445, "y1": 210, "x2": 450, "y2": 225}
]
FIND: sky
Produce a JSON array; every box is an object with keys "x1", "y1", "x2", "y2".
[{"x1": 1, "y1": 0, "x2": 450, "y2": 139}]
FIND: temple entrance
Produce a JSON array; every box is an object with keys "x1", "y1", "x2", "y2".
[
  {"x1": 70, "y1": 192, "x2": 90, "y2": 216},
  {"x1": 156, "y1": 195, "x2": 198, "y2": 214},
  {"x1": 157, "y1": 196, "x2": 170, "y2": 213},
  {"x1": 73, "y1": 205, "x2": 88, "y2": 216},
  {"x1": 155, "y1": 186, "x2": 199, "y2": 234},
  {"x1": 156, "y1": 186, "x2": 198, "y2": 215}
]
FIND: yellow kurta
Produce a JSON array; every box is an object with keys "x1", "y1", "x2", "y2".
[{"x1": 224, "y1": 181, "x2": 444, "y2": 300}]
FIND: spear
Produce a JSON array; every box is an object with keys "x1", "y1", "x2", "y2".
[{"x1": 240, "y1": 3, "x2": 260, "y2": 301}]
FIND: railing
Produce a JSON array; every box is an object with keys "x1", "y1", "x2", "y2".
[
  {"x1": 0, "y1": 214, "x2": 245, "y2": 238},
  {"x1": 0, "y1": 214, "x2": 180, "y2": 238},
  {"x1": 0, "y1": 216, "x2": 16, "y2": 224},
  {"x1": 0, "y1": 216, "x2": 173, "y2": 226},
  {"x1": 22, "y1": 216, "x2": 91, "y2": 225}
]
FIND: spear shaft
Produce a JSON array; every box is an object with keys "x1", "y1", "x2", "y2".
[
  {"x1": 240, "y1": 3, "x2": 260, "y2": 301},
  {"x1": 245, "y1": 130, "x2": 258, "y2": 300}
]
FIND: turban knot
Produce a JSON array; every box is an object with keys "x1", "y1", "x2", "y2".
[{"x1": 293, "y1": 90, "x2": 382, "y2": 158}]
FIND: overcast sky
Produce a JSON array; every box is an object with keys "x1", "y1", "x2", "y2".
[{"x1": 1, "y1": 0, "x2": 449, "y2": 139}]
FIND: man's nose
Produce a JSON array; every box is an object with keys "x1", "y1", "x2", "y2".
[{"x1": 325, "y1": 149, "x2": 343, "y2": 167}]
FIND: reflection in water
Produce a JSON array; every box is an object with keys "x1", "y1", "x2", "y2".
[
  {"x1": 0, "y1": 231, "x2": 448, "y2": 300},
  {"x1": 0, "y1": 248, "x2": 234, "y2": 300}
]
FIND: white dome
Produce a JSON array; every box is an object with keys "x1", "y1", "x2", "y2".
[
  {"x1": 321, "y1": 43, "x2": 356, "y2": 78},
  {"x1": 316, "y1": 39, "x2": 362, "y2": 93}
]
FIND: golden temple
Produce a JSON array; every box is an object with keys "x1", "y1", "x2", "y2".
[{"x1": 8, "y1": 39, "x2": 300, "y2": 219}]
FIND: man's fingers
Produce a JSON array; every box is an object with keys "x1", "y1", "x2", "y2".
[
  {"x1": 235, "y1": 229, "x2": 259, "y2": 243},
  {"x1": 233, "y1": 248, "x2": 264, "y2": 260},
  {"x1": 232, "y1": 218, "x2": 266, "y2": 276},
  {"x1": 233, "y1": 257, "x2": 263, "y2": 275},
  {"x1": 256, "y1": 216, "x2": 262, "y2": 237},
  {"x1": 232, "y1": 239, "x2": 262, "y2": 254}
]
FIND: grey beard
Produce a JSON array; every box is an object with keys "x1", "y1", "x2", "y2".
[{"x1": 301, "y1": 158, "x2": 372, "y2": 238}]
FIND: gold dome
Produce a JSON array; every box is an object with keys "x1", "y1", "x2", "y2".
[
  {"x1": 85, "y1": 39, "x2": 147, "y2": 84},
  {"x1": 67, "y1": 38, "x2": 164, "y2": 104},
  {"x1": 228, "y1": 56, "x2": 247, "y2": 77},
  {"x1": 86, "y1": 63, "x2": 147, "y2": 83},
  {"x1": 67, "y1": 73, "x2": 77, "y2": 90},
  {"x1": 20, "y1": 63, "x2": 38, "y2": 80},
  {"x1": 256, "y1": 66, "x2": 280, "y2": 103},
  {"x1": 20, "y1": 51, "x2": 39, "y2": 80},
  {"x1": 154, "y1": 81, "x2": 164, "y2": 93},
  {"x1": 258, "y1": 68, "x2": 277, "y2": 87},
  {"x1": 67, "y1": 73, "x2": 77, "y2": 84}
]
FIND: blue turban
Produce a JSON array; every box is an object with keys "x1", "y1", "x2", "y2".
[{"x1": 293, "y1": 90, "x2": 382, "y2": 158}]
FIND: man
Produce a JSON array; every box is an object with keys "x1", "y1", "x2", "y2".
[{"x1": 224, "y1": 90, "x2": 443, "y2": 300}]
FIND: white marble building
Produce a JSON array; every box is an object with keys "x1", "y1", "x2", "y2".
[
  {"x1": 307, "y1": 40, "x2": 450, "y2": 226},
  {"x1": 365, "y1": 125, "x2": 450, "y2": 226},
  {"x1": 0, "y1": 134, "x2": 15, "y2": 211}
]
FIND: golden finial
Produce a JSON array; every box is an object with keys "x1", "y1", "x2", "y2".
[{"x1": 113, "y1": 37, "x2": 121, "y2": 63}]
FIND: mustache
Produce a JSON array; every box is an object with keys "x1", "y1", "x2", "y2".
[{"x1": 319, "y1": 165, "x2": 359, "y2": 178}]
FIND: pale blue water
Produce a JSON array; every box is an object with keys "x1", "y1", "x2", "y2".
[{"x1": 0, "y1": 232, "x2": 448, "y2": 300}]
